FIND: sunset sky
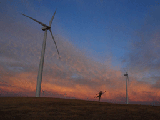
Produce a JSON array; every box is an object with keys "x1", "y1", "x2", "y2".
[{"x1": 0, "y1": 0, "x2": 160, "y2": 106}]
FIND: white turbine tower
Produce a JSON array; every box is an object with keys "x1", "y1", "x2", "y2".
[
  {"x1": 22, "y1": 9, "x2": 60, "y2": 97},
  {"x1": 124, "y1": 72, "x2": 129, "y2": 104}
]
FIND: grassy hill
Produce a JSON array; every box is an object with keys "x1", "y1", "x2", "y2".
[{"x1": 0, "y1": 97, "x2": 160, "y2": 120}]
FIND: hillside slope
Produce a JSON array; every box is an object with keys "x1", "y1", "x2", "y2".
[{"x1": 0, "y1": 97, "x2": 160, "y2": 120}]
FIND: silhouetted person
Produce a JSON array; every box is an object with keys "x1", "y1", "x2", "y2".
[{"x1": 95, "y1": 91, "x2": 106, "y2": 102}]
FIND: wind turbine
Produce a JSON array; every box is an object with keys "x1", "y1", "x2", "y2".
[
  {"x1": 21, "y1": 9, "x2": 60, "y2": 97},
  {"x1": 124, "y1": 72, "x2": 129, "y2": 104},
  {"x1": 64, "y1": 92, "x2": 67, "y2": 99}
]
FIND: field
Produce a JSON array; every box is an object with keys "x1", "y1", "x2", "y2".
[{"x1": 0, "y1": 97, "x2": 160, "y2": 120}]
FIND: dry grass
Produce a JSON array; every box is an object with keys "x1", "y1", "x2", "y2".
[{"x1": 0, "y1": 97, "x2": 160, "y2": 120}]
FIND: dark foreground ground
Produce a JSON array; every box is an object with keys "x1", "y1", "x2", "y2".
[{"x1": 0, "y1": 97, "x2": 160, "y2": 120}]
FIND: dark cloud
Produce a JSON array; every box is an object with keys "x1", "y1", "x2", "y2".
[{"x1": 151, "y1": 79, "x2": 160, "y2": 88}]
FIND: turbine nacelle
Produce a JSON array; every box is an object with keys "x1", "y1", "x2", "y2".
[
  {"x1": 124, "y1": 73, "x2": 128, "y2": 76},
  {"x1": 124, "y1": 72, "x2": 128, "y2": 76},
  {"x1": 42, "y1": 26, "x2": 51, "y2": 31}
]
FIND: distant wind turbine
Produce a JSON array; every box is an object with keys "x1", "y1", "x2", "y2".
[
  {"x1": 21, "y1": 9, "x2": 60, "y2": 97},
  {"x1": 64, "y1": 92, "x2": 67, "y2": 99},
  {"x1": 124, "y1": 72, "x2": 129, "y2": 104}
]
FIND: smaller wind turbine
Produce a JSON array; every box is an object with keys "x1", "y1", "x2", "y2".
[{"x1": 124, "y1": 72, "x2": 129, "y2": 104}]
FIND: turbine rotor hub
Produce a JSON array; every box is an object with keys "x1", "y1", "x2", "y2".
[{"x1": 42, "y1": 26, "x2": 51, "y2": 31}]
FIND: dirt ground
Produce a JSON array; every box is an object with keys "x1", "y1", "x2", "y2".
[{"x1": 0, "y1": 97, "x2": 160, "y2": 120}]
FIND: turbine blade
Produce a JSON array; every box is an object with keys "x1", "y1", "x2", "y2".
[
  {"x1": 21, "y1": 13, "x2": 48, "y2": 27},
  {"x1": 49, "y1": 29, "x2": 60, "y2": 59},
  {"x1": 49, "y1": 9, "x2": 57, "y2": 27}
]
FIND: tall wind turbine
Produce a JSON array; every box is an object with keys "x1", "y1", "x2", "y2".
[
  {"x1": 22, "y1": 9, "x2": 60, "y2": 97},
  {"x1": 124, "y1": 72, "x2": 129, "y2": 104}
]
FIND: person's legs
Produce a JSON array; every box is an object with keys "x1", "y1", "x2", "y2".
[
  {"x1": 99, "y1": 96, "x2": 101, "y2": 102},
  {"x1": 97, "y1": 96, "x2": 100, "y2": 102}
]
